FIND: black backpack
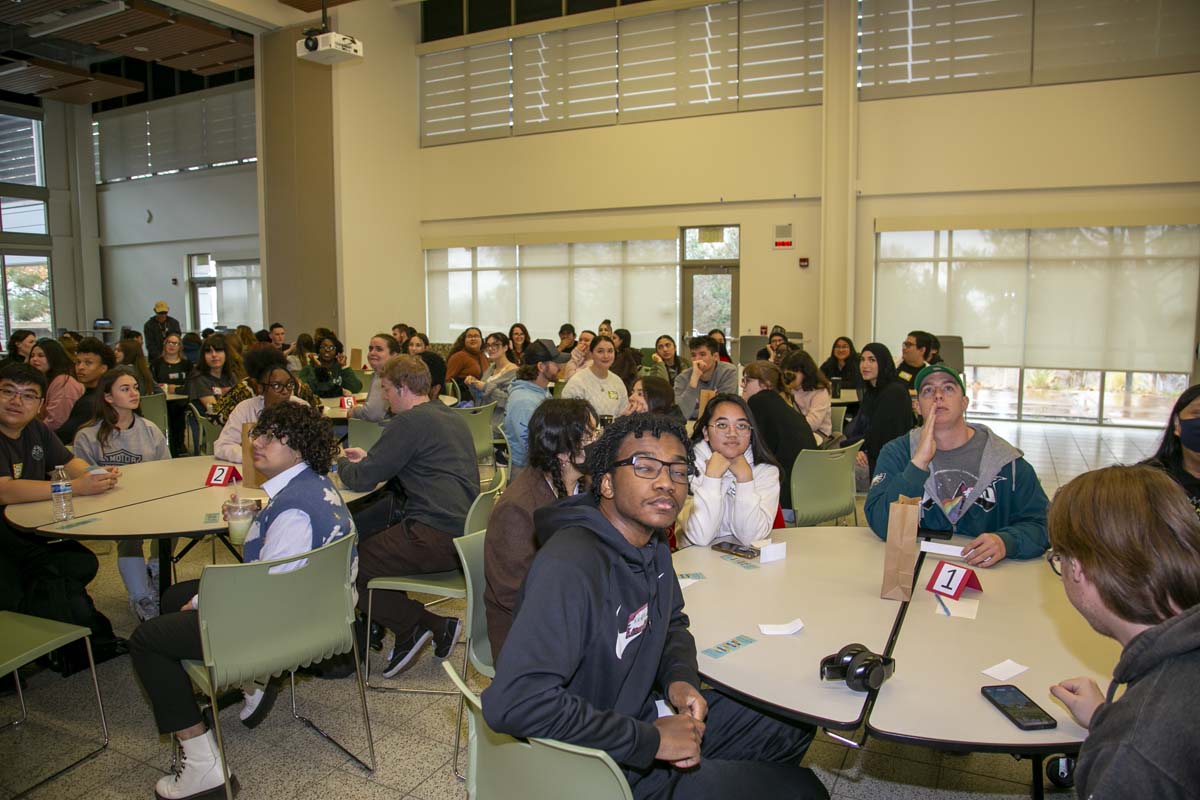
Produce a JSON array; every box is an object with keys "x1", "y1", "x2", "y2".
[{"x1": 21, "y1": 570, "x2": 127, "y2": 676}]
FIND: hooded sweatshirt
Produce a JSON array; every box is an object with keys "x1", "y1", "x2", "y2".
[
  {"x1": 864, "y1": 423, "x2": 1049, "y2": 559},
  {"x1": 501, "y1": 379, "x2": 551, "y2": 469},
  {"x1": 1074, "y1": 603, "x2": 1200, "y2": 798},
  {"x1": 481, "y1": 493, "x2": 699, "y2": 774}
]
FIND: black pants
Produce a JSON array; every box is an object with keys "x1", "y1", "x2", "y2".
[
  {"x1": 354, "y1": 517, "x2": 459, "y2": 640},
  {"x1": 628, "y1": 691, "x2": 828, "y2": 800},
  {"x1": 0, "y1": 525, "x2": 98, "y2": 612},
  {"x1": 129, "y1": 580, "x2": 205, "y2": 734}
]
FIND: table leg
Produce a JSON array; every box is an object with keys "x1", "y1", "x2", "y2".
[
  {"x1": 158, "y1": 538, "x2": 173, "y2": 606},
  {"x1": 1030, "y1": 754, "x2": 1044, "y2": 800}
]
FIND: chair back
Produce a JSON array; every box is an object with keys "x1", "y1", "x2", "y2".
[
  {"x1": 465, "y1": 480, "x2": 503, "y2": 536},
  {"x1": 186, "y1": 403, "x2": 221, "y2": 456},
  {"x1": 194, "y1": 533, "x2": 357, "y2": 690},
  {"x1": 139, "y1": 392, "x2": 169, "y2": 438},
  {"x1": 934, "y1": 334, "x2": 965, "y2": 375},
  {"x1": 351, "y1": 369, "x2": 371, "y2": 390},
  {"x1": 348, "y1": 417, "x2": 384, "y2": 450},
  {"x1": 789, "y1": 441, "x2": 863, "y2": 526},
  {"x1": 451, "y1": 531, "x2": 493, "y2": 678},
  {"x1": 442, "y1": 662, "x2": 633, "y2": 800},
  {"x1": 445, "y1": 380, "x2": 461, "y2": 401},
  {"x1": 453, "y1": 402, "x2": 496, "y2": 465},
  {"x1": 830, "y1": 405, "x2": 846, "y2": 437}
]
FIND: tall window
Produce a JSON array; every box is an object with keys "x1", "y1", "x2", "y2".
[
  {"x1": 875, "y1": 225, "x2": 1199, "y2": 425},
  {"x1": 0, "y1": 109, "x2": 52, "y2": 342},
  {"x1": 189, "y1": 254, "x2": 263, "y2": 332},
  {"x1": 425, "y1": 239, "x2": 679, "y2": 348}
]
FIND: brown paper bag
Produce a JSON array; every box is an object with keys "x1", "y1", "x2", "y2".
[
  {"x1": 698, "y1": 389, "x2": 716, "y2": 418},
  {"x1": 350, "y1": 347, "x2": 363, "y2": 369},
  {"x1": 240, "y1": 423, "x2": 267, "y2": 489},
  {"x1": 880, "y1": 495, "x2": 921, "y2": 601}
]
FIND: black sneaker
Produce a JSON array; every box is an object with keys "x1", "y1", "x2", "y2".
[
  {"x1": 382, "y1": 627, "x2": 433, "y2": 678},
  {"x1": 432, "y1": 617, "x2": 463, "y2": 660},
  {"x1": 369, "y1": 621, "x2": 385, "y2": 653}
]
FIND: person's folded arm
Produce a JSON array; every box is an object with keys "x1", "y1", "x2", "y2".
[
  {"x1": 673, "y1": 371, "x2": 699, "y2": 419},
  {"x1": 728, "y1": 463, "x2": 779, "y2": 546},
  {"x1": 683, "y1": 474, "x2": 725, "y2": 546}
]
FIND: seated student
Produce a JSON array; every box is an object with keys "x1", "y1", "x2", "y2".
[
  {"x1": 186, "y1": 334, "x2": 238, "y2": 416},
  {"x1": 673, "y1": 335, "x2": 739, "y2": 419},
  {"x1": 213, "y1": 349, "x2": 308, "y2": 463},
  {"x1": 29, "y1": 338, "x2": 84, "y2": 433},
  {"x1": 644, "y1": 334, "x2": 690, "y2": 384},
  {"x1": 1047, "y1": 465, "x2": 1200, "y2": 798},
  {"x1": 73, "y1": 368, "x2": 170, "y2": 621},
  {"x1": 268, "y1": 322, "x2": 288, "y2": 351},
  {"x1": 484, "y1": 399, "x2": 597, "y2": 661},
  {"x1": 597, "y1": 318, "x2": 614, "y2": 338},
  {"x1": 1143, "y1": 384, "x2": 1200, "y2": 513},
  {"x1": 741, "y1": 361, "x2": 817, "y2": 511},
  {"x1": 298, "y1": 333, "x2": 363, "y2": 399},
  {"x1": 59, "y1": 337, "x2": 116, "y2": 445},
  {"x1": 0, "y1": 329, "x2": 36, "y2": 368},
  {"x1": 611, "y1": 328, "x2": 643, "y2": 390},
  {"x1": 337, "y1": 355, "x2": 479, "y2": 677},
  {"x1": 180, "y1": 331, "x2": 203, "y2": 365},
  {"x1": 507, "y1": 323, "x2": 531, "y2": 366},
  {"x1": 842, "y1": 343, "x2": 913, "y2": 475},
  {"x1": 557, "y1": 323, "x2": 576, "y2": 354},
  {"x1": 285, "y1": 332, "x2": 314, "y2": 373},
  {"x1": 349, "y1": 333, "x2": 401, "y2": 423},
  {"x1": 482, "y1": 414, "x2": 827, "y2": 800},
  {"x1": 465, "y1": 332, "x2": 518, "y2": 428},
  {"x1": 781, "y1": 349, "x2": 832, "y2": 445},
  {"x1": 755, "y1": 325, "x2": 789, "y2": 361},
  {"x1": 130, "y1": 402, "x2": 354, "y2": 800},
  {"x1": 558, "y1": 329, "x2": 595, "y2": 381},
  {"x1": 444, "y1": 327, "x2": 487, "y2": 395},
  {"x1": 504, "y1": 339, "x2": 570, "y2": 471},
  {"x1": 210, "y1": 344, "x2": 318, "y2": 427},
  {"x1": 819, "y1": 336, "x2": 860, "y2": 385},
  {"x1": 682, "y1": 393, "x2": 781, "y2": 548},
  {"x1": 625, "y1": 375, "x2": 685, "y2": 422},
  {"x1": 562, "y1": 334, "x2": 629, "y2": 420},
  {"x1": 897, "y1": 330, "x2": 933, "y2": 401},
  {"x1": 0, "y1": 363, "x2": 121, "y2": 619},
  {"x1": 417, "y1": 350, "x2": 448, "y2": 400},
  {"x1": 865, "y1": 365, "x2": 1049, "y2": 567},
  {"x1": 708, "y1": 329, "x2": 733, "y2": 363},
  {"x1": 404, "y1": 332, "x2": 429, "y2": 355},
  {"x1": 391, "y1": 323, "x2": 411, "y2": 350},
  {"x1": 117, "y1": 338, "x2": 160, "y2": 396}
]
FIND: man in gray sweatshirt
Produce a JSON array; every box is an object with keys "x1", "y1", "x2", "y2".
[{"x1": 673, "y1": 335, "x2": 738, "y2": 420}]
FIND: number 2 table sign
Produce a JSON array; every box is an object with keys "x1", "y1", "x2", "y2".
[
  {"x1": 925, "y1": 559, "x2": 983, "y2": 601},
  {"x1": 205, "y1": 464, "x2": 243, "y2": 487}
]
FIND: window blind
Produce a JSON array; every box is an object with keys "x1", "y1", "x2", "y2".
[
  {"x1": 0, "y1": 115, "x2": 42, "y2": 186},
  {"x1": 514, "y1": 22, "x2": 618, "y2": 134},
  {"x1": 98, "y1": 113, "x2": 151, "y2": 182},
  {"x1": 738, "y1": 0, "x2": 823, "y2": 110},
  {"x1": 420, "y1": 41, "x2": 513, "y2": 145}
]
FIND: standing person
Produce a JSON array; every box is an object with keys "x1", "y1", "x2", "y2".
[
  {"x1": 0, "y1": 329, "x2": 37, "y2": 368},
  {"x1": 482, "y1": 414, "x2": 827, "y2": 800},
  {"x1": 644, "y1": 335, "x2": 690, "y2": 385},
  {"x1": 557, "y1": 323, "x2": 577, "y2": 354},
  {"x1": 1046, "y1": 465, "x2": 1200, "y2": 797},
  {"x1": 507, "y1": 323, "x2": 531, "y2": 366},
  {"x1": 1143, "y1": 384, "x2": 1200, "y2": 514},
  {"x1": 562, "y1": 334, "x2": 628, "y2": 420},
  {"x1": 59, "y1": 337, "x2": 116, "y2": 445},
  {"x1": 73, "y1": 367, "x2": 170, "y2": 621},
  {"x1": 337, "y1": 355, "x2": 479, "y2": 676},
  {"x1": 118, "y1": 338, "x2": 160, "y2": 396},
  {"x1": 465, "y1": 332, "x2": 518, "y2": 429},
  {"x1": 211, "y1": 349, "x2": 306, "y2": 463},
  {"x1": 842, "y1": 343, "x2": 913, "y2": 475},
  {"x1": 897, "y1": 330, "x2": 934, "y2": 400},
  {"x1": 298, "y1": 333, "x2": 362, "y2": 399},
  {"x1": 611, "y1": 328, "x2": 642, "y2": 390},
  {"x1": 504, "y1": 339, "x2": 571, "y2": 472},
  {"x1": 405, "y1": 333, "x2": 429, "y2": 355},
  {"x1": 819, "y1": 337, "x2": 860, "y2": 385},
  {"x1": 187, "y1": 335, "x2": 237, "y2": 416},
  {"x1": 130, "y1": 402, "x2": 354, "y2": 800},
  {"x1": 781, "y1": 350, "x2": 833, "y2": 445},
  {"x1": 741, "y1": 361, "x2": 817, "y2": 511},
  {"x1": 349, "y1": 334, "x2": 401, "y2": 423},
  {"x1": 484, "y1": 398, "x2": 597, "y2": 660},
  {"x1": 673, "y1": 335, "x2": 739, "y2": 420},
  {"x1": 708, "y1": 329, "x2": 733, "y2": 363},
  {"x1": 269, "y1": 322, "x2": 288, "y2": 351},
  {"x1": 683, "y1": 394, "x2": 781, "y2": 547},
  {"x1": 150, "y1": 333, "x2": 192, "y2": 395},
  {"x1": 445, "y1": 327, "x2": 487, "y2": 395},
  {"x1": 143, "y1": 301, "x2": 182, "y2": 362},
  {"x1": 29, "y1": 338, "x2": 84, "y2": 433}
]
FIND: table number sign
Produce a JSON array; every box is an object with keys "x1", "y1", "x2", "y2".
[
  {"x1": 925, "y1": 559, "x2": 982, "y2": 600},
  {"x1": 205, "y1": 464, "x2": 243, "y2": 486},
  {"x1": 340, "y1": 396, "x2": 356, "y2": 409}
]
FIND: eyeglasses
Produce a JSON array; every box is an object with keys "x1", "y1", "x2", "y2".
[
  {"x1": 265, "y1": 381, "x2": 298, "y2": 393},
  {"x1": 485, "y1": 342, "x2": 501, "y2": 350},
  {"x1": 709, "y1": 420, "x2": 752, "y2": 434},
  {"x1": 613, "y1": 455, "x2": 691, "y2": 485},
  {"x1": 0, "y1": 386, "x2": 41, "y2": 404},
  {"x1": 1046, "y1": 550, "x2": 1063, "y2": 576},
  {"x1": 901, "y1": 340, "x2": 916, "y2": 349}
]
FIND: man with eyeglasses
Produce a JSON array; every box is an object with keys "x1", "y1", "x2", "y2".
[
  {"x1": 897, "y1": 330, "x2": 934, "y2": 401},
  {"x1": 483, "y1": 413, "x2": 828, "y2": 799},
  {"x1": 0, "y1": 363, "x2": 121, "y2": 616},
  {"x1": 865, "y1": 364, "x2": 1049, "y2": 567},
  {"x1": 212, "y1": 346, "x2": 308, "y2": 463},
  {"x1": 1044, "y1": 465, "x2": 1200, "y2": 798}
]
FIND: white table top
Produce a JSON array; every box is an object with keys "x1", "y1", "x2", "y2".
[
  {"x1": 672, "y1": 527, "x2": 904, "y2": 729},
  {"x1": 830, "y1": 389, "x2": 858, "y2": 405},
  {"x1": 320, "y1": 394, "x2": 369, "y2": 419},
  {"x1": 867, "y1": 540, "x2": 1122, "y2": 753}
]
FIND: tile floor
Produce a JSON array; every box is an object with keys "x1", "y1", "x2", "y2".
[{"x1": 0, "y1": 421, "x2": 1162, "y2": 800}]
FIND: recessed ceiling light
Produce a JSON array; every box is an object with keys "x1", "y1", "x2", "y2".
[
  {"x1": 38, "y1": 73, "x2": 52, "y2": 79},
  {"x1": 133, "y1": 45, "x2": 149, "y2": 52}
]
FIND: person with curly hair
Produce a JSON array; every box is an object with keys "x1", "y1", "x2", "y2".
[
  {"x1": 130, "y1": 401, "x2": 353, "y2": 800},
  {"x1": 211, "y1": 346, "x2": 310, "y2": 462},
  {"x1": 298, "y1": 333, "x2": 362, "y2": 399},
  {"x1": 483, "y1": 413, "x2": 827, "y2": 800}
]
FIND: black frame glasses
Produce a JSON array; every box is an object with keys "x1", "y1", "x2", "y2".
[
  {"x1": 612, "y1": 455, "x2": 691, "y2": 485},
  {"x1": 1046, "y1": 550, "x2": 1063, "y2": 576}
]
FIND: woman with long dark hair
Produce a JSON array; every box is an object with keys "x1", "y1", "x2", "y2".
[
  {"x1": 187, "y1": 334, "x2": 239, "y2": 414},
  {"x1": 1143, "y1": 384, "x2": 1200, "y2": 513},
  {"x1": 741, "y1": 360, "x2": 817, "y2": 511},
  {"x1": 405, "y1": 332, "x2": 429, "y2": 354},
  {"x1": 507, "y1": 323, "x2": 531, "y2": 365},
  {"x1": 2, "y1": 328, "x2": 37, "y2": 367},
  {"x1": 624, "y1": 374, "x2": 684, "y2": 420},
  {"x1": 644, "y1": 334, "x2": 690, "y2": 384},
  {"x1": 118, "y1": 338, "x2": 160, "y2": 396},
  {"x1": 843, "y1": 342, "x2": 914, "y2": 474},
  {"x1": 484, "y1": 398, "x2": 597, "y2": 660},
  {"x1": 445, "y1": 327, "x2": 486, "y2": 393},
  {"x1": 820, "y1": 336, "x2": 860, "y2": 384},
  {"x1": 29, "y1": 338, "x2": 84, "y2": 432},
  {"x1": 683, "y1": 392, "x2": 781, "y2": 547},
  {"x1": 610, "y1": 328, "x2": 642, "y2": 390},
  {"x1": 466, "y1": 331, "x2": 519, "y2": 428},
  {"x1": 781, "y1": 349, "x2": 832, "y2": 444},
  {"x1": 708, "y1": 328, "x2": 733, "y2": 363}
]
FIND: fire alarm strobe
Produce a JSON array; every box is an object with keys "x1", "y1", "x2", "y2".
[{"x1": 773, "y1": 223, "x2": 794, "y2": 249}]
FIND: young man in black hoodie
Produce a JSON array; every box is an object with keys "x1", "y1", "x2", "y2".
[
  {"x1": 1047, "y1": 465, "x2": 1200, "y2": 798},
  {"x1": 482, "y1": 414, "x2": 827, "y2": 799}
]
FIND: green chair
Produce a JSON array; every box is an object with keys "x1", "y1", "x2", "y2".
[
  {"x1": 140, "y1": 392, "x2": 169, "y2": 438},
  {"x1": 452, "y1": 403, "x2": 497, "y2": 466},
  {"x1": 830, "y1": 405, "x2": 846, "y2": 438},
  {"x1": 186, "y1": 404, "x2": 222, "y2": 457},
  {"x1": 789, "y1": 441, "x2": 863, "y2": 527},
  {"x1": 351, "y1": 369, "x2": 371, "y2": 390},
  {"x1": 448, "y1": 529, "x2": 492, "y2": 780},
  {"x1": 182, "y1": 534, "x2": 374, "y2": 800},
  {"x1": 348, "y1": 417, "x2": 384, "y2": 450},
  {"x1": 443, "y1": 661, "x2": 633, "y2": 800},
  {"x1": 551, "y1": 381, "x2": 564, "y2": 398},
  {"x1": 484, "y1": 465, "x2": 508, "y2": 494},
  {"x1": 0, "y1": 611, "x2": 109, "y2": 797},
  {"x1": 445, "y1": 380, "x2": 461, "y2": 402}
]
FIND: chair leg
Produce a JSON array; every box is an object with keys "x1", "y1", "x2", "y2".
[
  {"x1": 364, "y1": 587, "x2": 456, "y2": 697},
  {"x1": 290, "y1": 642, "x2": 377, "y2": 773},
  {"x1": 451, "y1": 638, "x2": 470, "y2": 781},
  {"x1": 205, "y1": 668, "x2": 235, "y2": 800},
  {"x1": 1, "y1": 672, "x2": 28, "y2": 730}
]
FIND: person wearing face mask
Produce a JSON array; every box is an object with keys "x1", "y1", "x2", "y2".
[
  {"x1": 350, "y1": 334, "x2": 401, "y2": 423},
  {"x1": 1144, "y1": 384, "x2": 1200, "y2": 514},
  {"x1": 484, "y1": 399, "x2": 597, "y2": 660},
  {"x1": 212, "y1": 347, "x2": 309, "y2": 463},
  {"x1": 682, "y1": 393, "x2": 781, "y2": 548}
]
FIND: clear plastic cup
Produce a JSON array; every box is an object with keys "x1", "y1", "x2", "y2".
[{"x1": 223, "y1": 497, "x2": 258, "y2": 545}]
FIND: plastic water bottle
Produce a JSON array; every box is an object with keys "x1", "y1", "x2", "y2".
[{"x1": 50, "y1": 466, "x2": 74, "y2": 522}]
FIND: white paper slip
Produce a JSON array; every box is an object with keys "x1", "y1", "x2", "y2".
[
  {"x1": 678, "y1": 578, "x2": 699, "y2": 590},
  {"x1": 758, "y1": 618, "x2": 804, "y2": 636},
  {"x1": 760, "y1": 541, "x2": 787, "y2": 563},
  {"x1": 921, "y1": 541, "x2": 967, "y2": 559},
  {"x1": 655, "y1": 699, "x2": 674, "y2": 718},
  {"x1": 983, "y1": 659, "x2": 1028, "y2": 681},
  {"x1": 751, "y1": 538, "x2": 773, "y2": 549},
  {"x1": 933, "y1": 596, "x2": 979, "y2": 619}
]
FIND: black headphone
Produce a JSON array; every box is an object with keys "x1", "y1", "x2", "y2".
[{"x1": 819, "y1": 643, "x2": 896, "y2": 692}]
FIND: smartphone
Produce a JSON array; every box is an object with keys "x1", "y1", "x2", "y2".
[
  {"x1": 918, "y1": 527, "x2": 953, "y2": 541},
  {"x1": 711, "y1": 541, "x2": 759, "y2": 559},
  {"x1": 980, "y1": 685, "x2": 1057, "y2": 731}
]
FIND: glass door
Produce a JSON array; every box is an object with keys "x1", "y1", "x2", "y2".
[{"x1": 680, "y1": 225, "x2": 739, "y2": 356}]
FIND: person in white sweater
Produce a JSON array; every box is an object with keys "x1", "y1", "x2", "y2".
[
  {"x1": 682, "y1": 393, "x2": 781, "y2": 547},
  {"x1": 561, "y1": 334, "x2": 628, "y2": 420},
  {"x1": 349, "y1": 332, "x2": 400, "y2": 423},
  {"x1": 213, "y1": 350, "x2": 307, "y2": 463}
]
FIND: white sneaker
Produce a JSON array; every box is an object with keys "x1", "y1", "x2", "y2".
[
  {"x1": 132, "y1": 595, "x2": 160, "y2": 622},
  {"x1": 155, "y1": 731, "x2": 235, "y2": 799},
  {"x1": 238, "y1": 682, "x2": 278, "y2": 728}
]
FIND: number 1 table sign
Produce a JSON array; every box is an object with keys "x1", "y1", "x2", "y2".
[
  {"x1": 205, "y1": 464, "x2": 243, "y2": 487},
  {"x1": 925, "y1": 559, "x2": 982, "y2": 601}
]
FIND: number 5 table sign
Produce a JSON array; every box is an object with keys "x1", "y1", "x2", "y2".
[
  {"x1": 205, "y1": 464, "x2": 243, "y2": 487},
  {"x1": 925, "y1": 559, "x2": 982, "y2": 601}
]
